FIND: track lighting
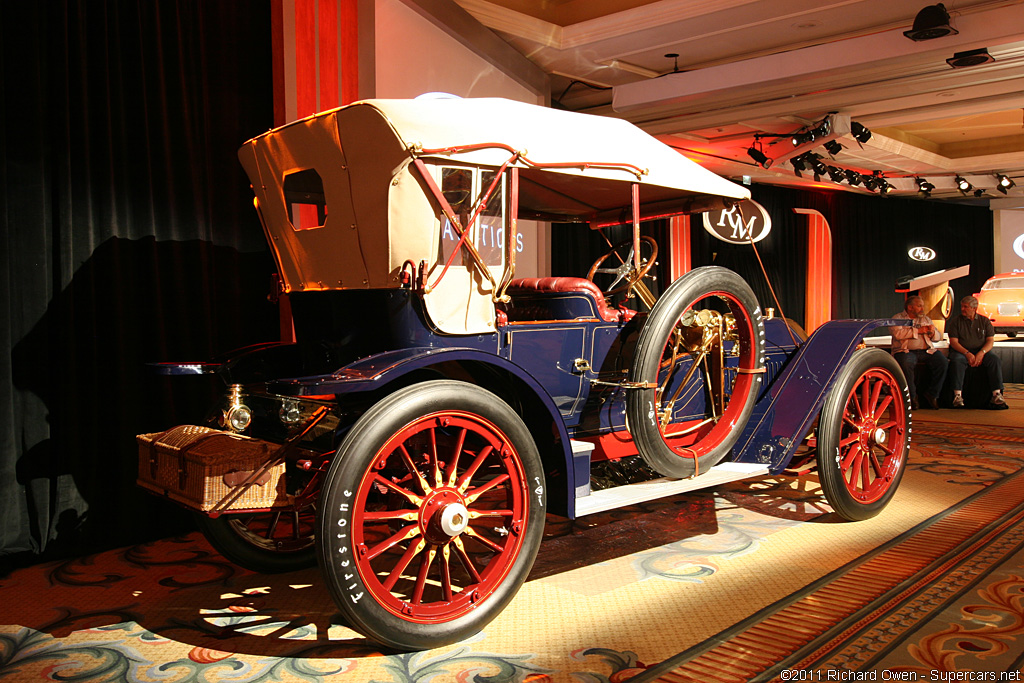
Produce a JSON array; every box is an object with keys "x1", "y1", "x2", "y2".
[
  {"x1": 746, "y1": 144, "x2": 771, "y2": 168},
  {"x1": 916, "y1": 178, "x2": 935, "y2": 197},
  {"x1": 823, "y1": 140, "x2": 843, "y2": 156},
  {"x1": 955, "y1": 175, "x2": 972, "y2": 193},
  {"x1": 996, "y1": 175, "x2": 1015, "y2": 194},
  {"x1": 792, "y1": 131, "x2": 815, "y2": 147},
  {"x1": 903, "y1": 3, "x2": 958, "y2": 41},
  {"x1": 791, "y1": 155, "x2": 809, "y2": 177},
  {"x1": 851, "y1": 122, "x2": 872, "y2": 144}
]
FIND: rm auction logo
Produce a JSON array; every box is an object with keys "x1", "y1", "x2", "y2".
[
  {"x1": 702, "y1": 200, "x2": 772, "y2": 244},
  {"x1": 908, "y1": 246, "x2": 936, "y2": 262},
  {"x1": 1013, "y1": 233, "x2": 1024, "y2": 260}
]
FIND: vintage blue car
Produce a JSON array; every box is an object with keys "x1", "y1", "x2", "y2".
[{"x1": 137, "y1": 97, "x2": 910, "y2": 651}]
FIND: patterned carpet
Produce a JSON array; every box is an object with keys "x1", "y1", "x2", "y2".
[{"x1": 2, "y1": 391, "x2": 1023, "y2": 682}]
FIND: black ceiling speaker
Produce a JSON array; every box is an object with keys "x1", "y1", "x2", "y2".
[
  {"x1": 946, "y1": 48, "x2": 994, "y2": 68},
  {"x1": 903, "y1": 4, "x2": 958, "y2": 41}
]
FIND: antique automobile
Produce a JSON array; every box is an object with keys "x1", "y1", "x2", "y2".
[
  {"x1": 975, "y1": 272, "x2": 1024, "y2": 337},
  {"x1": 137, "y1": 97, "x2": 910, "y2": 651}
]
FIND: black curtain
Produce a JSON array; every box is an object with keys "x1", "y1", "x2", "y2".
[
  {"x1": 2, "y1": 2, "x2": 276, "y2": 566},
  {"x1": 690, "y1": 185, "x2": 993, "y2": 326}
]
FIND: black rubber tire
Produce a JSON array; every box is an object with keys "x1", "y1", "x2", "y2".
[
  {"x1": 627, "y1": 266, "x2": 765, "y2": 478},
  {"x1": 195, "y1": 509, "x2": 317, "y2": 573},
  {"x1": 316, "y1": 380, "x2": 545, "y2": 651},
  {"x1": 817, "y1": 348, "x2": 910, "y2": 521}
]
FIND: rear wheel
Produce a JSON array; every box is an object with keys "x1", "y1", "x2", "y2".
[
  {"x1": 195, "y1": 505, "x2": 316, "y2": 573},
  {"x1": 817, "y1": 348, "x2": 910, "y2": 521},
  {"x1": 627, "y1": 266, "x2": 765, "y2": 478},
  {"x1": 317, "y1": 380, "x2": 545, "y2": 651}
]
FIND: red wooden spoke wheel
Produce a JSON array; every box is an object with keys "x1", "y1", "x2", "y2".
[
  {"x1": 627, "y1": 266, "x2": 765, "y2": 478},
  {"x1": 818, "y1": 348, "x2": 910, "y2": 521},
  {"x1": 353, "y1": 412, "x2": 528, "y2": 621},
  {"x1": 317, "y1": 381, "x2": 544, "y2": 651},
  {"x1": 195, "y1": 503, "x2": 317, "y2": 573}
]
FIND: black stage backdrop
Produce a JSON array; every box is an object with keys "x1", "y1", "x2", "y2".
[
  {"x1": 554, "y1": 185, "x2": 992, "y2": 327},
  {"x1": 1, "y1": 2, "x2": 276, "y2": 566},
  {"x1": 722, "y1": 184, "x2": 994, "y2": 325}
]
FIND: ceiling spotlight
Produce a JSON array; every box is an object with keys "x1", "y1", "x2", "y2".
[
  {"x1": 811, "y1": 157, "x2": 828, "y2": 175},
  {"x1": 875, "y1": 173, "x2": 891, "y2": 194},
  {"x1": 846, "y1": 171, "x2": 862, "y2": 186},
  {"x1": 916, "y1": 178, "x2": 935, "y2": 196},
  {"x1": 746, "y1": 144, "x2": 771, "y2": 168},
  {"x1": 791, "y1": 156, "x2": 808, "y2": 177},
  {"x1": 826, "y1": 166, "x2": 846, "y2": 183},
  {"x1": 955, "y1": 175, "x2": 972, "y2": 193},
  {"x1": 851, "y1": 122, "x2": 872, "y2": 144},
  {"x1": 974, "y1": 189, "x2": 985, "y2": 198},
  {"x1": 823, "y1": 139, "x2": 843, "y2": 156},
  {"x1": 946, "y1": 48, "x2": 994, "y2": 68},
  {"x1": 903, "y1": 3, "x2": 958, "y2": 41},
  {"x1": 996, "y1": 174, "x2": 1016, "y2": 194},
  {"x1": 792, "y1": 131, "x2": 815, "y2": 147}
]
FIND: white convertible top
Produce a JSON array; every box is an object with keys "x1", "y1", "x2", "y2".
[
  {"x1": 238, "y1": 98, "x2": 749, "y2": 334},
  {"x1": 364, "y1": 98, "x2": 748, "y2": 199}
]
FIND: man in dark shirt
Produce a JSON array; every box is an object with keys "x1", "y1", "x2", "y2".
[{"x1": 947, "y1": 295, "x2": 1007, "y2": 409}]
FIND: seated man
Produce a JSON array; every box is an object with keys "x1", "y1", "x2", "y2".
[
  {"x1": 947, "y1": 295, "x2": 1008, "y2": 410},
  {"x1": 890, "y1": 295, "x2": 947, "y2": 410}
]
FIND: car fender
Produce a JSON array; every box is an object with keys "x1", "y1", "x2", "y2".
[
  {"x1": 270, "y1": 347, "x2": 578, "y2": 513},
  {"x1": 733, "y1": 318, "x2": 909, "y2": 472}
]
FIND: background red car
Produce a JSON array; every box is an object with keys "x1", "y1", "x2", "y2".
[{"x1": 975, "y1": 272, "x2": 1024, "y2": 337}]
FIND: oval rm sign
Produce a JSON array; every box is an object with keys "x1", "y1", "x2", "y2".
[
  {"x1": 908, "y1": 246, "x2": 936, "y2": 262},
  {"x1": 702, "y1": 200, "x2": 772, "y2": 244}
]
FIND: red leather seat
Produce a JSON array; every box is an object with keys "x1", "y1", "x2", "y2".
[{"x1": 505, "y1": 277, "x2": 636, "y2": 323}]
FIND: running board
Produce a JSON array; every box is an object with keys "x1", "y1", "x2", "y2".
[{"x1": 574, "y1": 461, "x2": 770, "y2": 517}]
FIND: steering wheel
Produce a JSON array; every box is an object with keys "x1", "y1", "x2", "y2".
[{"x1": 587, "y1": 236, "x2": 659, "y2": 298}]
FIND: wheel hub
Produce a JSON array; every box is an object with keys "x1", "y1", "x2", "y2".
[
  {"x1": 439, "y1": 503, "x2": 470, "y2": 536},
  {"x1": 419, "y1": 488, "x2": 469, "y2": 544}
]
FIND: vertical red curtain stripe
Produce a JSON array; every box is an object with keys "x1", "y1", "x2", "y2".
[
  {"x1": 669, "y1": 215, "x2": 691, "y2": 281},
  {"x1": 340, "y1": 0, "x2": 359, "y2": 104},
  {"x1": 318, "y1": 0, "x2": 339, "y2": 109},
  {"x1": 294, "y1": 0, "x2": 317, "y2": 118},
  {"x1": 794, "y1": 208, "x2": 832, "y2": 334}
]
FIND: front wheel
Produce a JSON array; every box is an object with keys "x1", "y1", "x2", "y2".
[
  {"x1": 316, "y1": 381, "x2": 545, "y2": 651},
  {"x1": 817, "y1": 348, "x2": 910, "y2": 521}
]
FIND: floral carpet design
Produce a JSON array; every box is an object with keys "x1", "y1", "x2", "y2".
[{"x1": 2, "y1": 408, "x2": 1023, "y2": 682}]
